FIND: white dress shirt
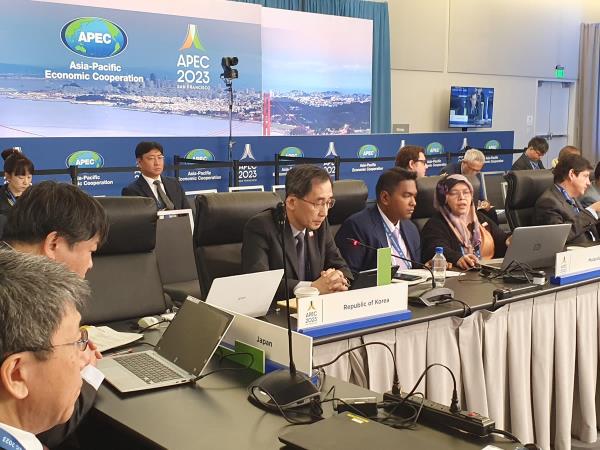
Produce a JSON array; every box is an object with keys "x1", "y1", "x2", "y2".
[
  {"x1": 141, "y1": 174, "x2": 163, "y2": 202},
  {"x1": 377, "y1": 205, "x2": 411, "y2": 269}
]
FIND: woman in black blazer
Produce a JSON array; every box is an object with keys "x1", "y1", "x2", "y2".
[
  {"x1": 421, "y1": 174, "x2": 508, "y2": 270},
  {"x1": 0, "y1": 148, "x2": 34, "y2": 222}
]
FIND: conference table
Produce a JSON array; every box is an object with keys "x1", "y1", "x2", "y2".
[
  {"x1": 87, "y1": 329, "x2": 516, "y2": 449},
  {"x1": 265, "y1": 270, "x2": 600, "y2": 450}
]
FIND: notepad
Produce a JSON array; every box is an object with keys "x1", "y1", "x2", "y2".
[{"x1": 85, "y1": 326, "x2": 143, "y2": 353}]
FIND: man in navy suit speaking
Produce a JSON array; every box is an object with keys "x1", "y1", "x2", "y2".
[
  {"x1": 122, "y1": 141, "x2": 190, "y2": 210},
  {"x1": 336, "y1": 168, "x2": 421, "y2": 274}
]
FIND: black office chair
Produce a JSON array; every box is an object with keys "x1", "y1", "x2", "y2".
[
  {"x1": 194, "y1": 191, "x2": 281, "y2": 298},
  {"x1": 84, "y1": 197, "x2": 168, "y2": 324},
  {"x1": 504, "y1": 169, "x2": 554, "y2": 230},
  {"x1": 155, "y1": 213, "x2": 202, "y2": 302},
  {"x1": 412, "y1": 174, "x2": 481, "y2": 232},
  {"x1": 329, "y1": 179, "x2": 368, "y2": 238}
]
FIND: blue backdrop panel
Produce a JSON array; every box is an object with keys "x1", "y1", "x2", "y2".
[{"x1": 0, "y1": 130, "x2": 513, "y2": 198}]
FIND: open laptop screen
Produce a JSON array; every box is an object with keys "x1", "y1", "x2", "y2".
[{"x1": 155, "y1": 297, "x2": 234, "y2": 376}]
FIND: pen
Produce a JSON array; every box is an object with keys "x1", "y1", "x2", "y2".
[{"x1": 109, "y1": 348, "x2": 134, "y2": 357}]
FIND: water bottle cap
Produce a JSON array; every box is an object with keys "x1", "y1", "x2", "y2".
[{"x1": 435, "y1": 247, "x2": 444, "y2": 254}]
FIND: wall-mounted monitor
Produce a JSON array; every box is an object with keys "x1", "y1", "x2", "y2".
[{"x1": 449, "y1": 86, "x2": 494, "y2": 129}]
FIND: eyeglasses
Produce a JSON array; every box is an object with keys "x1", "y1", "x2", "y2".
[
  {"x1": 447, "y1": 189, "x2": 472, "y2": 199},
  {"x1": 0, "y1": 329, "x2": 89, "y2": 365},
  {"x1": 52, "y1": 328, "x2": 89, "y2": 352},
  {"x1": 297, "y1": 197, "x2": 336, "y2": 211},
  {"x1": 414, "y1": 159, "x2": 428, "y2": 165}
]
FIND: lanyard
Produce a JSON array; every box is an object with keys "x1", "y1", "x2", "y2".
[
  {"x1": 0, "y1": 428, "x2": 25, "y2": 450},
  {"x1": 555, "y1": 184, "x2": 580, "y2": 213},
  {"x1": 381, "y1": 219, "x2": 411, "y2": 268}
]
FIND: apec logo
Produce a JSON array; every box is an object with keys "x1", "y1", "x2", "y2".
[
  {"x1": 185, "y1": 149, "x2": 215, "y2": 161},
  {"x1": 426, "y1": 142, "x2": 444, "y2": 155},
  {"x1": 484, "y1": 140, "x2": 501, "y2": 150},
  {"x1": 61, "y1": 17, "x2": 127, "y2": 58},
  {"x1": 357, "y1": 144, "x2": 378, "y2": 159},
  {"x1": 66, "y1": 151, "x2": 104, "y2": 168},
  {"x1": 279, "y1": 147, "x2": 304, "y2": 157}
]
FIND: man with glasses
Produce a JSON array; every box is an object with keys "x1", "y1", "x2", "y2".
[
  {"x1": 0, "y1": 251, "x2": 90, "y2": 450},
  {"x1": 122, "y1": 141, "x2": 190, "y2": 210},
  {"x1": 511, "y1": 136, "x2": 549, "y2": 170},
  {"x1": 242, "y1": 164, "x2": 352, "y2": 299},
  {"x1": 1, "y1": 181, "x2": 108, "y2": 448},
  {"x1": 394, "y1": 145, "x2": 428, "y2": 178}
]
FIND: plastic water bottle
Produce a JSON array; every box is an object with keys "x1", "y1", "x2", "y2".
[{"x1": 432, "y1": 247, "x2": 446, "y2": 287}]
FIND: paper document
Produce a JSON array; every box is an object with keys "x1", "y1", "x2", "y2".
[{"x1": 85, "y1": 326, "x2": 143, "y2": 353}]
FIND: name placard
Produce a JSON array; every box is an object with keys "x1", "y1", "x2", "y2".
[
  {"x1": 296, "y1": 283, "x2": 410, "y2": 337},
  {"x1": 555, "y1": 246, "x2": 600, "y2": 276},
  {"x1": 217, "y1": 308, "x2": 313, "y2": 375}
]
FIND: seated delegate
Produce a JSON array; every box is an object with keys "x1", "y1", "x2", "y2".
[
  {"x1": 242, "y1": 164, "x2": 352, "y2": 300},
  {"x1": 534, "y1": 154, "x2": 600, "y2": 244},
  {"x1": 421, "y1": 174, "x2": 509, "y2": 270},
  {"x1": 0, "y1": 148, "x2": 34, "y2": 237},
  {"x1": 336, "y1": 167, "x2": 420, "y2": 274}
]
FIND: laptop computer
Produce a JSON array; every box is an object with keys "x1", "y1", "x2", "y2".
[
  {"x1": 279, "y1": 412, "x2": 405, "y2": 450},
  {"x1": 350, "y1": 266, "x2": 399, "y2": 290},
  {"x1": 480, "y1": 223, "x2": 571, "y2": 271},
  {"x1": 205, "y1": 269, "x2": 283, "y2": 317},
  {"x1": 98, "y1": 297, "x2": 234, "y2": 393}
]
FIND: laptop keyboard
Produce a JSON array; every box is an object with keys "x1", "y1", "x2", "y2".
[{"x1": 114, "y1": 353, "x2": 184, "y2": 384}]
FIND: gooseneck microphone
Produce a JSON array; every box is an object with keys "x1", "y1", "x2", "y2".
[
  {"x1": 346, "y1": 238, "x2": 454, "y2": 306},
  {"x1": 248, "y1": 202, "x2": 319, "y2": 411}
]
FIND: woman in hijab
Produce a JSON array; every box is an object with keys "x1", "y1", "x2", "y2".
[{"x1": 421, "y1": 174, "x2": 509, "y2": 270}]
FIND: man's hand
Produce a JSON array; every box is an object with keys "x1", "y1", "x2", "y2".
[
  {"x1": 82, "y1": 338, "x2": 102, "y2": 367},
  {"x1": 311, "y1": 268, "x2": 349, "y2": 294},
  {"x1": 457, "y1": 254, "x2": 479, "y2": 270}
]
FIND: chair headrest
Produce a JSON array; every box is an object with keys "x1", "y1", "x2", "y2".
[
  {"x1": 95, "y1": 197, "x2": 157, "y2": 255},
  {"x1": 194, "y1": 191, "x2": 280, "y2": 246},
  {"x1": 413, "y1": 174, "x2": 481, "y2": 219},
  {"x1": 328, "y1": 180, "x2": 368, "y2": 225},
  {"x1": 505, "y1": 169, "x2": 554, "y2": 208}
]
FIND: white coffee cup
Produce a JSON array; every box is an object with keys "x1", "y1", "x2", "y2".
[{"x1": 295, "y1": 286, "x2": 319, "y2": 299}]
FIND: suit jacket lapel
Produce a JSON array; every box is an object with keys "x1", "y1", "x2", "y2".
[
  {"x1": 305, "y1": 229, "x2": 320, "y2": 281},
  {"x1": 137, "y1": 176, "x2": 155, "y2": 199},
  {"x1": 161, "y1": 177, "x2": 177, "y2": 205},
  {"x1": 369, "y1": 206, "x2": 388, "y2": 248},
  {"x1": 282, "y1": 223, "x2": 300, "y2": 279}
]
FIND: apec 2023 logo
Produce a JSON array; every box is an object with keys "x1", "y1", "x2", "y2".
[
  {"x1": 61, "y1": 17, "x2": 127, "y2": 58},
  {"x1": 66, "y1": 151, "x2": 105, "y2": 168}
]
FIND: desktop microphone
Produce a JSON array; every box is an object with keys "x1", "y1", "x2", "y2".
[
  {"x1": 248, "y1": 202, "x2": 319, "y2": 410},
  {"x1": 346, "y1": 238, "x2": 454, "y2": 306}
]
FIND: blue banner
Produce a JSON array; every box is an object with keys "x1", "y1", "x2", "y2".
[{"x1": 0, "y1": 130, "x2": 514, "y2": 198}]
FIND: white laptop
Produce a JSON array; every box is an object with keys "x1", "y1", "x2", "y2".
[
  {"x1": 481, "y1": 223, "x2": 572, "y2": 270},
  {"x1": 98, "y1": 297, "x2": 234, "y2": 393},
  {"x1": 205, "y1": 269, "x2": 284, "y2": 317}
]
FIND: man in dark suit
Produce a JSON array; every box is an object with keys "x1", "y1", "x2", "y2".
[
  {"x1": 122, "y1": 141, "x2": 190, "y2": 210},
  {"x1": 1, "y1": 181, "x2": 109, "y2": 448},
  {"x1": 534, "y1": 154, "x2": 600, "y2": 244},
  {"x1": 242, "y1": 164, "x2": 352, "y2": 299},
  {"x1": 336, "y1": 168, "x2": 420, "y2": 274},
  {"x1": 512, "y1": 136, "x2": 548, "y2": 170}
]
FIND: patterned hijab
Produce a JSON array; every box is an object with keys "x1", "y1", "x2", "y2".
[{"x1": 434, "y1": 174, "x2": 482, "y2": 255}]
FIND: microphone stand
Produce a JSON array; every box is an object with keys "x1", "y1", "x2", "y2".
[
  {"x1": 248, "y1": 203, "x2": 319, "y2": 410},
  {"x1": 347, "y1": 238, "x2": 454, "y2": 306}
]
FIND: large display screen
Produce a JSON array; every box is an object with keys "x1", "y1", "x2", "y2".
[{"x1": 449, "y1": 86, "x2": 494, "y2": 129}]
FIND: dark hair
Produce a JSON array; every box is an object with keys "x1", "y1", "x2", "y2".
[
  {"x1": 395, "y1": 145, "x2": 425, "y2": 169},
  {"x1": 375, "y1": 167, "x2": 417, "y2": 201},
  {"x1": 553, "y1": 154, "x2": 593, "y2": 183},
  {"x1": 135, "y1": 141, "x2": 164, "y2": 159},
  {"x1": 285, "y1": 164, "x2": 331, "y2": 199},
  {"x1": 3, "y1": 181, "x2": 108, "y2": 247},
  {"x1": 2, "y1": 148, "x2": 34, "y2": 176},
  {"x1": 527, "y1": 137, "x2": 549, "y2": 155},
  {"x1": 557, "y1": 145, "x2": 580, "y2": 162}
]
